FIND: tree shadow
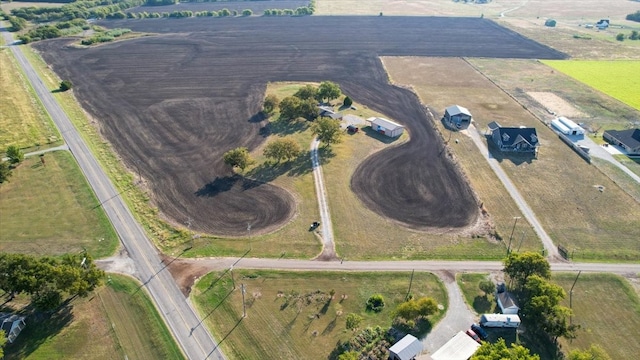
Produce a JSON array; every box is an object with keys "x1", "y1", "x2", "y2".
[
  {"x1": 269, "y1": 117, "x2": 310, "y2": 136},
  {"x1": 484, "y1": 135, "x2": 536, "y2": 166},
  {"x1": 5, "y1": 306, "x2": 74, "y2": 359},
  {"x1": 245, "y1": 150, "x2": 314, "y2": 182},
  {"x1": 194, "y1": 175, "x2": 238, "y2": 197},
  {"x1": 248, "y1": 111, "x2": 266, "y2": 124},
  {"x1": 321, "y1": 316, "x2": 338, "y2": 336},
  {"x1": 472, "y1": 295, "x2": 493, "y2": 314}
]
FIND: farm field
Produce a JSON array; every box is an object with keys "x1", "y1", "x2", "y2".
[
  {"x1": 5, "y1": 274, "x2": 183, "y2": 360},
  {"x1": 33, "y1": 16, "x2": 562, "y2": 247},
  {"x1": 0, "y1": 151, "x2": 118, "y2": 258},
  {"x1": 0, "y1": 46, "x2": 59, "y2": 152},
  {"x1": 555, "y1": 273, "x2": 640, "y2": 360},
  {"x1": 127, "y1": 0, "x2": 308, "y2": 14},
  {"x1": 541, "y1": 60, "x2": 640, "y2": 111},
  {"x1": 383, "y1": 57, "x2": 640, "y2": 261},
  {"x1": 192, "y1": 270, "x2": 446, "y2": 360}
]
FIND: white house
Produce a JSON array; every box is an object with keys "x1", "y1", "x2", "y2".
[
  {"x1": 368, "y1": 117, "x2": 405, "y2": 138},
  {"x1": 497, "y1": 292, "x2": 520, "y2": 314},
  {"x1": 430, "y1": 331, "x2": 481, "y2": 360},
  {"x1": 389, "y1": 334, "x2": 423, "y2": 360},
  {"x1": 551, "y1": 116, "x2": 585, "y2": 136}
]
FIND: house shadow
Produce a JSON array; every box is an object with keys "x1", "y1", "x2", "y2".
[
  {"x1": 362, "y1": 126, "x2": 400, "y2": 144},
  {"x1": 484, "y1": 135, "x2": 536, "y2": 166},
  {"x1": 440, "y1": 117, "x2": 469, "y2": 132}
]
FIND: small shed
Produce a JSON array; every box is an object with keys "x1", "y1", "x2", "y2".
[
  {"x1": 444, "y1": 105, "x2": 473, "y2": 129},
  {"x1": 389, "y1": 334, "x2": 423, "y2": 360},
  {"x1": 430, "y1": 331, "x2": 481, "y2": 360},
  {"x1": 0, "y1": 313, "x2": 26, "y2": 344},
  {"x1": 603, "y1": 129, "x2": 640, "y2": 155},
  {"x1": 497, "y1": 291, "x2": 520, "y2": 314},
  {"x1": 368, "y1": 117, "x2": 405, "y2": 137},
  {"x1": 552, "y1": 117, "x2": 584, "y2": 136}
]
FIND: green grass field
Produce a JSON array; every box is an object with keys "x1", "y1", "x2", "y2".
[
  {"x1": 5, "y1": 274, "x2": 183, "y2": 360},
  {"x1": 0, "y1": 151, "x2": 118, "y2": 258},
  {"x1": 0, "y1": 46, "x2": 60, "y2": 151},
  {"x1": 456, "y1": 273, "x2": 496, "y2": 315},
  {"x1": 555, "y1": 273, "x2": 640, "y2": 360},
  {"x1": 192, "y1": 270, "x2": 446, "y2": 359},
  {"x1": 541, "y1": 60, "x2": 640, "y2": 111}
]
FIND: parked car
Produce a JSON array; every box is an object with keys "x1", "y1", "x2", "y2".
[
  {"x1": 309, "y1": 221, "x2": 320, "y2": 231},
  {"x1": 465, "y1": 329, "x2": 482, "y2": 344},
  {"x1": 347, "y1": 125, "x2": 359, "y2": 133},
  {"x1": 471, "y1": 323, "x2": 488, "y2": 340}
]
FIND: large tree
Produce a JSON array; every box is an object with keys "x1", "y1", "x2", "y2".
[
  {"x1": 503, "y1": 251, "x2": 550, "y2": 291},
  {"x1": 6, "y1": 145, "x2": 24, "y2": 164},
  {"x1": 294, "y1": 84, "x2": 318, "y2": 100},
  {"x1": 394, "y1": 296, "x2": 438, "y2": 321},
  {"x1": 312, "y1": 117, "x2": 342, "y2": 147},
  {"x1": 0, "y1": 161, "x2": 12, "y2": 184},
  {"x1": 523, "y1": 275, "x2": 578, "y2": 343},
  {"x1": 317, "y1": 81, "x2": 341, "y2": 103},
  {"x1": 471, "y1": 338, "x2": 540, "y2": 360},
  {"x1": 279, "y1": 96, "x2": 302, "y2": 120},
  {"x1": 298, "y1": 98, "x2": 320, "y2": 121},
  {"x1": 263, "y1": 138, "x2": 301, "y2": 163},
  {"x1": 223, "y1": 147, "x2": 253, "y2": 171},
  {"x1": 263, "y1": 94, "x2": 279, "y2": 115}
]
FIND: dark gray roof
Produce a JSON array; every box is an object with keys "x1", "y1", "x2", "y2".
[
  {"x1": 497, "y1": 292, "x2": 519, "y2": 309},
  {"x1": 487, "y1": 121, "x2": 501, "y2": 131},
  {"x1": 496, "y1": 127, "x2": 539, "y2": 147},
  {"x1": 604, "y1": 129, "x2": 640, "y2": 149}
]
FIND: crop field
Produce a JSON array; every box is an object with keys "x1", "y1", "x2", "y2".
[
  {"x1": 541, "y1": 60, "x2": 640, "y2": 111},
  {"x1": 34, "y1": 16, "x2": 562, "y2": 249},
  {"x1": 192, "y1": 270, "x2": 446, "y2": 360},
  {"x1": 0, "y1": 47, "x2": 59, "y2": 151},
  {"x1": 555, "y1": 273, "x2": 640, "y2": 360},
  {"x1": 383, "y1": 57, "x2": 640, "y2": 261},
  {"x1": 0, "y1": 151, "x2": 118, "y2": 257},
  {"x1": 5, "y1": 274, "x2": 182, "y2": 359}
]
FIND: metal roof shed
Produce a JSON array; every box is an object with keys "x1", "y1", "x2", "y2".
[
  {"x1": 430, "y1": 331, "x2": 481, "y2": 360},
  {"x1": 389, "y1": 334, "x2": 423, "y2": 360},
  {"x1": 368, "y1": 117, "x2": 405, "y2": 137}
]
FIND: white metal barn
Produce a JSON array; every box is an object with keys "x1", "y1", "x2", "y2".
[
  {"x1": 389, "y1": 334, "x2": 423, "y2": 360},
  {"x1": 430, "y1": 331, "x2": 481, "y2": 360},
  {"x1": 551, "y1": 117, "x2": 585, "y2": 136},
  {"x1": 368, "y1": 117, "x2": 405, "y2": 137}
]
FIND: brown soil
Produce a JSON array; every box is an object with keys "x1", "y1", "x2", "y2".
[{"x1": 34, "y1": 16, "x2": 564, "y2": 235}]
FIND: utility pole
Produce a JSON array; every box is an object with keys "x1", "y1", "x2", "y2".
[
  {"x1": 569, "y1": 271, "x2": 582, "y2": 326},
  {"x1": 230, "y1": 265, "x2": 235, "y2": 290},
  {"x1": 516, "y1": 230, "x2": 526, "y2": 253},
  {"x1": 406, "y1": 269, "x2": 415, "y2": 301},
  {"x1": 507, "y1": 216, "x2": 521, "y2": 254},
  {"x1": 241, "y1": 283, "x2": 246, "y2": 318}
]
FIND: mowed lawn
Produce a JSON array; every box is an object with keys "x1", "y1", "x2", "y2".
[
  {"x1": 0, "y1": 47, "x2": 59, "y2": 151},
  {"x1": 5, "y1": 274, "x2": 184, "y2": 360},
  {"x1": 456, "y1": 273, "x2": 496, "y2": 315},
  {"x1": 0, "y1": 151, "x2": 117, "y2": 258},
  {"x1": 554, "y1": 273, "x2": 640, "y2": 359},
  {"x1": 192, "y1": 270, "x2": 447, "y2": 360},
  {"x1": 384, "y1": 57, "x2": 640, "y2": 261},
  {"x1": 541, "y1": 60, "x2": 640, "y2": 111}
]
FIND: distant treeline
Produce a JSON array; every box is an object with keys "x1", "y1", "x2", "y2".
[
  {"x1": 10, "y1": 0, "x2": 145, "y2": 22},
  {"x1": 627, "y1": 10, "x2": 640, "y2": 22},
  {"x1": 11, "y1": 0, "x2": 74, "y2": 3}
]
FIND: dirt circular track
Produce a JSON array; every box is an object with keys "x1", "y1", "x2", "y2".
[{"x1": 34, "y1": 16, "x2": 564, "y2": 235}]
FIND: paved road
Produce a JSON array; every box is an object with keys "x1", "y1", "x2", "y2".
[
  {"x1": 0, "y1": 24, "x2": 223, "y2": 360},
  {"x1": 465, "y1": 124, "x2": 560, "y2": 259},
  {"x1": 310, "y1": 138, "x2": 337, "y2": 260},
  {"x1": 571, "y1": 135, "x2": 640, "y2": 184}
]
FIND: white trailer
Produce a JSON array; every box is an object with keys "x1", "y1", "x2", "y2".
[{"x1": 480, "y1": 314, "x2": 521, "y2": 328}]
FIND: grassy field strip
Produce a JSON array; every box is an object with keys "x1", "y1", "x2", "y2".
[
  {"x1": 0, "y1": 46, "x2": 60, "y2": 151},
  {"x1": 555, "y1": 273, "x2": 640, "y2": 359},
  {"x1": 0, "y1": 151, "x2": 118, "y2": 257},
  {"x1": 193, "y1": 270, "x2": 447, "y2": 360},
  {"x1": 456, "y1": 273, "x2": 495, "y2": 315},
  {"x1": 315, "y1": 0, "x2": 518, "y2": 17},
  {"x1": 388, "y1": 56, "x2": 640, "y2": 261},
  {"x1": 541, "y1": 60, "x2": 640, "y2": 111},
  {"x1": 99, "y1": 274, "x2": 185, "y2": 360}
]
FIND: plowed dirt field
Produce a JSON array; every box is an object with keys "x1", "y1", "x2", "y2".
[{"x1": 34, "y1": 16, "x2": 564, "y2": 236}]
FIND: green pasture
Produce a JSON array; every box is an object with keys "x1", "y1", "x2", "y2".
[
  {"x1": 5, "y1": 274, "x2": 183, "y2": 360},
  {"x1": 541, "y1": 60, "x2": 640, "y2": 111},
  {"x1": 192, "y1": 270, "x2": 446, "y2": 360},
  {"x1": 0, "y1": 151, "x2": 117, "y2": 258}
]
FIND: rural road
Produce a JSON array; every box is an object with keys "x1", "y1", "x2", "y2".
[
  {"x1": 310, "y1": 138, "x2": 337, "y2": 260},
  {"x1": 465, "y1": 124, "x2": 560, "y2": 259},
  {"x1": 0, "y1": 24, "x2": 224, "y2": 360}
]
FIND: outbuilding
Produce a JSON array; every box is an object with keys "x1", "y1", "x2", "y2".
[
  {"x1": 444, "y1": 105, "x2": 473, "y2": 129},
  {"x1": 551, "y1": 117, "x2": 585, "y2": 136},
  {"x1": 480, "y1": 313, "x2": 521, "y2": 328},
  {"x1": 603, "y1": 128, "x2": 640, "y2": 155},
  {"x1": 389, "y1": 334, "x2": 423, "y2": 360},
  {"x1": 430, "y1": 331, "x2": 481, "y2": 360},
  {"x1": 368, "y1": 117, "x2": 405, "y2": 138},
  {"x1": 497, "y1": 292, "x2": 520, "y2": 314},
  {"x1": 0, "y1": 313, "x2": 26, "y2": 344}
]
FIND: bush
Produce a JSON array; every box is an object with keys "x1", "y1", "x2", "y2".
[
  {"x1": 545, "y1": 19, "x2": 556, "y2": 27},
  {"x1": 366, "y1": 294, "x2": 385, "y2": 312},
  {"x1": 626, "y1": 10, "x2": 640, "y2": 22},
  {"x1": 59, "y1": 80, "x2": 73, "y2": 92},
  {"x1": 343, "y1": 96, "x2": 353, "y2": 108},
  {"x1": 6, "y1": 145, "x2": 24, "y2": 164},
  {"x1": 616, "y1": 33, "x2": 625, "y2": 41}
]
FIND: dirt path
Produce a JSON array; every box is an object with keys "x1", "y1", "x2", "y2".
[{"x1": 310, "y1": 138, "x2": 338, "y2": 261}]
